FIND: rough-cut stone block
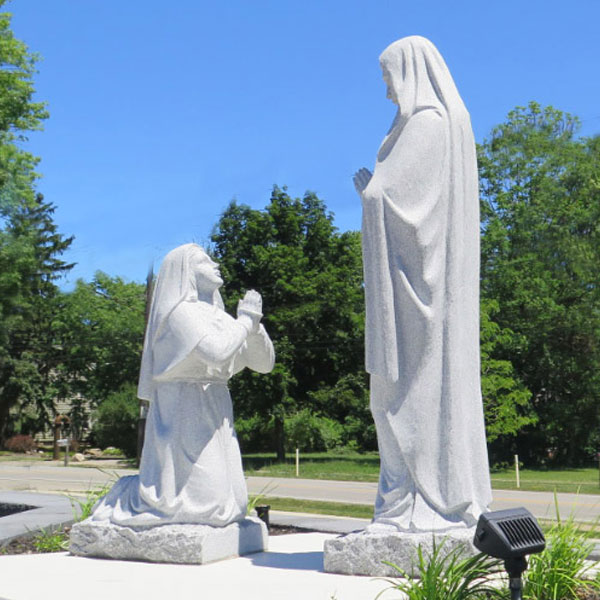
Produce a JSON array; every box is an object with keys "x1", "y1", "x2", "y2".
[
  {"x1": 69, "y1": 516, "x2": 267, "y2": 564},
  {"x1": 323, "y1": 528, "x2": 477, "y2": 577}
]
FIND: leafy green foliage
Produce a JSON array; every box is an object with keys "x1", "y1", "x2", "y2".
[
  {"x1": 284, "y1": 408, "x2": 343, "y2": 452},
  {"x1": 32, "y1": 527, "x2": 68, "y2": 553},
  {"x1": 57, "y1": 273, "x2": 145, "y2": 438},
  {"x1": 0, "y1": 8, "x2": 72, "y2": 444},
  {"x1": 524, "y1": 517, "x2": 599, "y2": 599},
  {"x1": 211, "y1": 186, "x2": 365, "y2": 458},
  {"x1": 480, "y1": 299, "x2": 536, "y2": 464},
  {"x1": 0, "y1": 1, "x2": 48, "y2": 213},
  {"x1": 69, "y1": 478, "x2": 114, "y2": 521},
  {"x1": 91, "y1": 383, "x2": 139, "y2": 457},
  {"x1": 479, "y1": 102, "x2": 600, "y2": 465},
  {"x1": 0, "y1": 195, "x2": 74, "y2": 442},
  {"x1": 0, "y1": 4, "x2": 47, "y2": 137},
  {"x1": 380, "y1": 542, "x2": 503, "y2": 600},
  {"x1": 308, "y1": 373, "x2": 376, "y2": 451},
  {"x1": 29, "y1": 482, "x2": 115, "y2": 554}
]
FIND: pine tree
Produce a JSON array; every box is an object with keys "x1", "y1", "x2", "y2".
[{"x1": 0, "y1": 194, "x2": 74, "y2": 441}]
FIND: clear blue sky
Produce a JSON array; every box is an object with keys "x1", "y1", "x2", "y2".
[{"x1": 9, "y1": 0, "x2": 600, "y2": 289}]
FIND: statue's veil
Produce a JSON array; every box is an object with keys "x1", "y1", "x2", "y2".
[{"x1": 137, "y1": 244, "x2": 223, "y2": 400}]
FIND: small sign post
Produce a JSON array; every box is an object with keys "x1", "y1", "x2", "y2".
[
  {"x1": 57, "y1": 438, "x2": 69, "y2": 467},
  {"x1": 295, "y1": 448, "x2": 300, "y2": 477},
  {"x1": 514, "y1": 454, "x2": 520, "y2": 489}
]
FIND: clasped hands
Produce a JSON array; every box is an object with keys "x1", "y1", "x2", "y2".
[{"x1": 237, "y1": 289, "x2": 263, "y2": 333}]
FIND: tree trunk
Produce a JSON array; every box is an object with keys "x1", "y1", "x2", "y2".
[{"x1": 274, "y1": 416, "x2": 285, "y2": 462}]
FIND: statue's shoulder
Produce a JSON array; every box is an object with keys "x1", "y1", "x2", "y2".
[{"x1": 399, "y1": 109, "x2": 447, "y2": 157}]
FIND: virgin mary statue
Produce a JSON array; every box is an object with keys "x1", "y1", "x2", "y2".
[
  {"x1": 355, "y1": 36, "x2": 492, "y2": 532},
  {"x1": 89, "y1": 243, "x2": 274, "y2": 527}
]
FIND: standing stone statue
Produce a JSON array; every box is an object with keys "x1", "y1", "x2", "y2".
[
  {"x1": 71, "y1": 243, "x2": 275, "y2": 563},
  {"x1": 325, "y1": 35, "x2": 491, "y2": 575}
]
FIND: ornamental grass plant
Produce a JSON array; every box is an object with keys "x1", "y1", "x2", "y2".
[
  {"x1": 378, "y1": 541, "x2": 504, "y2": 600},
  {"x1": 522, "y1": 505, "x2": 600, "y2": 600}
]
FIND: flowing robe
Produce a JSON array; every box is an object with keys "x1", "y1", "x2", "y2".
[
  {"x1": 91, "y1": 301, "x2": 274, "y2": 527},
  {"x1": 360, "y1": 37, "x2": 492, "y2": 532}
]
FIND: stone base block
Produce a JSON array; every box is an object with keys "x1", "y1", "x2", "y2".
[
  {"x1": 323, "y1": 527, "x2": 477, "y2": 577},
  {"x1": 69, "y1": 516, "x2": 267, "y2": 565}
]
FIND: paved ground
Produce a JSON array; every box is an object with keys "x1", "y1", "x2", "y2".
[
  {"x1": 0, "y1": 532, "x2": 391, "y2": 600},
  {"x1": 0, "y1": 486, "x2": 598, "y2": 600},
  {"x1": 0, "y1": 491, "x2": 79, "y2": 543},
  {"x1": 1, "y1": 460, "x2": 598, "y2": 523}
]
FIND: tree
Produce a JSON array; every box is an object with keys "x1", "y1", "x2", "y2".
[
  {"x1": 0, "y1": 2, "x2": 59, "y2": 444},
  {"x1": 0, "y1": 194, "x2": 74, "y2": 441},
  {"x1": 211, "y1": 186, "x2": 366, "y2": 459},
  {"x1": 0, "y1": 1, "x2": 48, "y2": 212},
  {"x1": 91, "y1": 383, "x2": 139, "y2": 457},
  {"x1": 480, "y1": 298, "x2": 536, "y2": 465},
  {"x1": 58, "y1": 273, "x2": 146, "y2": 419},
  {"x1": 478, "y1": 102, "x2": 600, "y2": 465}
]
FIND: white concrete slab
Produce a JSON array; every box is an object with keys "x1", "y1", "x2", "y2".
[{"x1": 0, "y1": 533, "x2": 391, "y2": 600}]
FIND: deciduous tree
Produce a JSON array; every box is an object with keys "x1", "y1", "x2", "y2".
[
  {"x1": 478, "y1": 102, "x2": 600, "y2": 465},
  {"x1": 211, "y1": 186, "x2": 366, "y2": 459}
]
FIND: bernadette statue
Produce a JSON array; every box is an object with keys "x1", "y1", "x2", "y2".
[
  {"x1": 355, "y1": 36, "x2": 492, "y2": 532},
  {"x1": 89, "y1": 243, "x2": 274, "y2": 528}
]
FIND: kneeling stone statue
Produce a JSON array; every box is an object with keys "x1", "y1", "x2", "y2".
[{"x1": 70, "y1": 243, "x2": 275, "y2": 564}]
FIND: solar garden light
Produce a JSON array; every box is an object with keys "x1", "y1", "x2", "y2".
[
  {"x1": 255, "y1": 504, "x2": 270, "y2": 530},
  {"x1": 473, "y1": 507, "x2": 546, "y2": 600}
]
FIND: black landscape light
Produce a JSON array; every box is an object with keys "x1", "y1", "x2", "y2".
[
  {"x1": 473, "y1": 507, "x2": 545, "y2": 600},
  {"x1": 255, "y1": 504, "x2": 270, "y2": 530}
]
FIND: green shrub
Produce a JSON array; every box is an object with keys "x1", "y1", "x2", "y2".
[
  {"x1": 91, "y1": 383, "x2": 138, "y2": 458},
  {"x1": 235, "y1": 414, "x2": 272, "y2": 453},
  {"x1": 341, "y1": 414, "x2": 377, "y2": 451},
  {"x1": 284, "y1": 409, "x2": 343, "y2": 452},
  {"x1": 101, "y1": 447, "x2": 123, "y2": 457},
  {"x1": 307, "y1": 374, "x2": 377, "y2": 452}
]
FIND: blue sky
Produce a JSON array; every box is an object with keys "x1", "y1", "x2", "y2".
[{"x1": 9, "y1": 0, "x2": 600, "y2": 289}]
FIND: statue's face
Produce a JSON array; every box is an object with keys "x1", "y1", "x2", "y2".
[
  {"x1": 190, "y1": 250, "x2": 223, "y2": 291},
  {"x1": 382, "y1": 66, "x2": 399, "y2": 105}
]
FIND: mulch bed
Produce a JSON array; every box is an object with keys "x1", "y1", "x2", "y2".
[
  {"x1": 0, "y1": 524, "x2": 309, "y2": 555},
  {"x1": 0, "y1": 525, "x2": 72, "y2": 555}
]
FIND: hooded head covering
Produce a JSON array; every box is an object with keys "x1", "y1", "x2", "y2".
[
  {"x1": 376, "y1": 36, "x2": 469, "y2": 166},
  {"x1": 379, "y1": 36, "x2": 464, "y2": 119},
  {"x1": 137, "y1": 243, "x2": 224, "y2": 400}
]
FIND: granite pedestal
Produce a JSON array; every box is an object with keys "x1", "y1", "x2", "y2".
[
  {"x1": 323, "y1": 527, "x2": 477, "y2": 577},
  {"x1": 70, "y1": 516, "x2": 267, "y2": 565}
]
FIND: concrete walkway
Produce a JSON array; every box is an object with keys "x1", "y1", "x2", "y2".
[
  {"x1": 0, "y1": 533, "x2": 390, "y2": 600},
  {"x1": 0, "y1": 491, "x2": 80, "y2": 543},
  {"x1": 0, "y1": 489, "x2": 598, "y2": 600}
]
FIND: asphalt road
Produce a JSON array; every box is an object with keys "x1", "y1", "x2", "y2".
[
  {"x1": 1, "y1": 460, "x2": 598, "y2": 522},
  {"x1": 246, "y1": 476, "x2": 600, "y2": 523}
]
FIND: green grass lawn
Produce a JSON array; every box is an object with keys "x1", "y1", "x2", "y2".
[
  {"x1": 243, "y1": 452, "x2": 600, "y2": 495},
  {"x1": 490, "y1": 467, "x2": 600, "y2": 494},
  {"x1": 243, "y1": 452, "x2": 381, "y2": 482},
  {"x1": 249, "y1": 496, "x2": 374, "y2": 519}
]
